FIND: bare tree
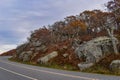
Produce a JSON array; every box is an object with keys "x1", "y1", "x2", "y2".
[{"x1": 104, "y1": 15, "x2": 119, "y2": 54}]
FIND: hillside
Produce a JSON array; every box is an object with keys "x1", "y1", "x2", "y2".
[
  {"x1": 0, "y1": 49, "x2": 16, "y2": 56},
  {"x1": 10, "y1": 0, "x2": 120, "y2": 75}
]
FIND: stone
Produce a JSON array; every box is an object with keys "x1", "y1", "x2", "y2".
[
  {"x1": 59, "y1": 46, "x2": 68, "y2": 52},
  {"x1": 75, "y1": 36, "x2": 118, "y2": 70},
  {"x1": 31, "y1": 52, "x2": 39, "y2": 60},
  {"x1": 16, "y1": 43, "x2": 28, "y2": 55},
  {"x1": 85, "y1": 53, "x2": 96, "y2": 63},
  {"x1": 30, "y1": 48, "x2": 34, "y2": 51},
  {"x1": 78, "y1": 63, "x2": 94, "y2": 71},
  {"x1": 63, "y1": 53, "x2": 69, "y2": 58},
  {"x1": 75, "y1": 43, "x2": 103, "y2": 63},
  {"x1": 35, "y1": 45, "x2": 47, "y2": 52},
  {"x1": 72, "y1": 39, "x2": 82, "y2": 49},
  {"x1": 18, "y1": 52, "x2": 25, "y2": 60},
  {"x1": 23, "y1": 54, "x2": 30, "y2": 62},
  {"x1": 26, "y1": 51, "x2": 33, "y2": 56},
  {"x1": 62, "y1": 46, "x2": 68, "y2": 50},
  {"x1": 18, "y1": 51, "x2": 33, "y2": 61},
  {"x1": 110, "y1": 60, "x2": 120, "y2": 72},
  {"x1": 38, "y1": 51, "x2": 58, "y2": 64},
  {"x1": 32, "y1": 41, "x2": 42, "y2": 47},
  {"x1": 75, "y1": 36, "x2": 116, "y2": 63},
  {"x1": 31, "y1": 38, "x2": 38, "y2": 42}
]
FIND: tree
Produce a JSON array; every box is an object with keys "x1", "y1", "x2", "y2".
[
  {"x1": 79, "y1": 10, "x2": 100, "y2": 35},
  {"x1": 105, "y1": 0, "x2": 120, "y2": 54},
  {"x1": 102, "y1": 13, "x2": 119, "y2": 54},
  {"x1": 64, "y1": 15, "x2": 87, "y2": 39},
  {"x1": 106, "y1": 0, "x2": 120, "y2": 29}
]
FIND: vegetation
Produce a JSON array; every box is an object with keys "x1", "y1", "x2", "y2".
[
  {"x1": 0, "y1": 49, "x2": 16, "y2": 56},
  {"x1": 83, "y1": 54, "x2": 120, "y2": 76},
  {"x1": 5, "y1": 0, "x2": 120, "y2": 76},
  {"x1": 9, "y1": 58, "x2": 78, "y2": 71},
  {"x1": 9, "y1": 54, "x2": 120, "y2": 76}
]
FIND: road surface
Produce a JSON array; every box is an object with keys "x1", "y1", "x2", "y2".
[{"x1": 0, "y1": 56, "x2": 120, "y2": 80}]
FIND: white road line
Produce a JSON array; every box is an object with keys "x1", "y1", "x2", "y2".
[
  {"x1": 0, "y1": 67, "x2": 38, "y2": 80},
  {"x1": 0, "y1": 60, "x2": 99, "y2": 80}
]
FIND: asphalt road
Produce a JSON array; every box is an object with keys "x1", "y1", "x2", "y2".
[{"x1": 0, "y1": 56, "x2": 120, "y2": 80}]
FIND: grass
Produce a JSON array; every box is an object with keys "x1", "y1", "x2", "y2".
[
  {"x1": 9, "y1": 57, "x2": 120, "y2": 76},
  {"x1": 82, "y1": 64, "x2": 120, "y2": 76},
  {"x1": 9, "y1": 58, "x2": 78, "y2": 71}
]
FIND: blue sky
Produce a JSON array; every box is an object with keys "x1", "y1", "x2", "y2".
[{"x1": 0, "y1": 0, "x2": 110, "y2": 53}]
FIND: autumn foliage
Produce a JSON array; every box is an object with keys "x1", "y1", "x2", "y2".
[
  {"x1": 3, "y1": 0, "x2": 120, "y2": 70},
  {"x1": 0, "y1": 49, "x2": 16, "y2": 56}
]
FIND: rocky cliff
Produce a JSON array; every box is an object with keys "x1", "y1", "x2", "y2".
[
  {"x1": 75, "y1": 36, "x2": 118, "y2": 70},
  {"x1": 12, "y1": 34, "x2": 120, "y2": 71},
  {"x1": 11, "y1": 3, "x2": 120, "y2": 72}
]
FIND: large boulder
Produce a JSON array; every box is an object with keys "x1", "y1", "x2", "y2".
[
  {"x1": 18, "y1": 51, "x2": 33, "y2": 62},
  {"x1": 35, "y1": 45, "x2": 47, "y2": 52},
  {"x1": 72, "y1": 39, "x2": 82, "y2": 49},
  {"x1": 78, "y1": 63, "x2": 94, "y2": 71},
  {"x1": 75, "y1": 36, "x2": 118, "y2": 70},
  {"x1": 16, "y1": 43, "x2": 28, "y2": 55},
  {"x1": 23, "y1": 54, "x2": 30, "y2": 62},
  {"x1": 110, "y1": 60, "x2": 120, "y2": 73},
  {"x1": 19, "y1": 52, "x2": 25, "y2": 60},
  {"x1": 31, "y1": 52, "x2": 39, "y2": 60},
  {"x1": 37, "y1": 51, "x2": 58, "y2": 64},
  {"x1": 63, "y1": 53, "x2": 69, "y2": 58},
  {"x1": 32, "y1": 41, "x2": 42, "y2": 47}
]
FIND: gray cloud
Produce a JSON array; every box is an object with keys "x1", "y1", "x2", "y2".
[{"x1": 0, "y1": 0, "x2": 110, "y2": 53}]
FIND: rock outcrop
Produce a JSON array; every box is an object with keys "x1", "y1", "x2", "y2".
[
  {"x1": 37, "y1": 51, "x2": 58, "y2": 64},
  {"x1": 75, "y1": 36, "x2": 118, "y2": 70},
  {"x1": 110, "y1": 60, "x2": 120, "y2": 73},
  {"x1": 78, "y1": 63, "x2": 94, "y2": 71},
  {"x1": 9, "y1": 6, "x2": 120, "y2": 73},
  {"x1": 18, "y1": 51, "x2": 33, "y2": 61}
]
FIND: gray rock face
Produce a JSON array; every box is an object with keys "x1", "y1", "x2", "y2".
[
  {"x1": 23, "y1": 54, "x2": 30, "y2": 62},
  {"x1": 63, "y1": 53, "x2": 68, "y2": 58},
  {"x1": 32, "y1": 41, "x2": 42, "y2": 47},
  {"x1": 78, "y1": 63, "x2": 94, "y2": 71},
  {"x1": 31, "y1": 52, "x2": 39, "y2": 60},
  {"x1": 30, "y1": 48, "x2": 34, "y2": 51},
  {"x1": 110, "y1": 60, "x2": 120, "y2": 72},
  {"x1": 16, "y1": 43, "x2": 28, "y2": 55},
  {"x1": 61, "y1": 46, "x2": 68, "y2": 50},
  {"x1": 19, "y1": 52, "x2": 25, "y2": 60},
  {"x1": 35, "y1": 45, "x2": 47, "y2": 52},
  {"x1": 26, "y1": 51, "x2": 33, "y2": 55},
  {"x1": 75, "y1": 36, "x2": 118, "y2": 70},
  {"x1": 72, "y1": 39, "x2": 82, "y2": 49},
  {"x1": 18, "y1": 51, "x2": 33, "y2": 62},
  {"x1": 37, "y1": 51, "x2": 58, "y2": 64}
]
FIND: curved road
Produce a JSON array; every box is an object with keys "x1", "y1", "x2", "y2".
[{"x1": 0, "y1": 56, "x2": 120, "y2": 80}]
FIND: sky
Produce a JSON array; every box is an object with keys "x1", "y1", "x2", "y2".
[{"x1": 0, "y1": 0, "x2": 110, "y2": 53}]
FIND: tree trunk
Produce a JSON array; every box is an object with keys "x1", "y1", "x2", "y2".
[
  {"x1": 111, "y1": 36, "x2": 119, "y2": 54},
  {"x1": 107, "y1": 29, "x2": 119, "y2": 55}
]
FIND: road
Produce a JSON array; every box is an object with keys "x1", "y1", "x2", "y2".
[{"x1": 0, "y1": 56, "x2": 120, "y2": 80}]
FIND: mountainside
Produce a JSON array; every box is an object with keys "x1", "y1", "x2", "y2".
[
  {"x1": 11, "y1": 0, "x2": 120, "y2": 74},
  {"x1": 0, "y1": 49, "x2": 16, "y2": 56}
]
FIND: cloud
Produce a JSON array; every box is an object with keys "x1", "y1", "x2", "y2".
[
  {"x1": 0, "y1": 44, "x2": 17, "y2": 54},
  {"x1": 0, "y1": 0, "x2": 15, "y2": 7},
  {"x1": 0, "y1": 0, "x2": 110, "y2": 53}
]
